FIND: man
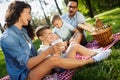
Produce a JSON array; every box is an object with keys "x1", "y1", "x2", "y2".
[{"x1": 61, "y1": 0, "x2": 87, "y2": 46}]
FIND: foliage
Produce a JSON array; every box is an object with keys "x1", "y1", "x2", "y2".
[
  {"x1": 0, "y1": 50, "x2": 7, "y2": 78},
  {"x1": 0, "y1": 8, "x2": 120, "y2": 79},
  {"x1": 30, "y1": 0, "x2": 120, "y2": 26},
  {"x1": 78, "y1": 0, "x2": 89, "y2": 15},
  {"x1": 86, "y1": 8, "x2": 120, "y2": 42},
  {"x1": 33, "y1": 38, "x2": 41, "y2": 50},
  {"x1": 77, "y1": 0, "x2": 120, "y2": 17},
  {"x1": 72, "y1": 8, "x2": 120, "y2": 80},
  {"x1": 32, "y1": 16, "x2": 47, "y2": 28}
]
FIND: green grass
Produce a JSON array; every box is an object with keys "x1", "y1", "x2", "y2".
[
  {"x1": 0, "y1": 50, "x2": 7, "y2": 78},
  {"x1": 72, "y1": 7, "x2": 120, "y2": 80},
  {"x1": 0, "y1": 7, "x2": 120, "y2": 79},
  {"x1": 33, "y1": 38, "x2": 42, "y2": 50},
  {"x1": 86, "y1": 7, "x2": 120, "y2": 42}
]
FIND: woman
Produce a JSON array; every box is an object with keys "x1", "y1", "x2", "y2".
[{"x1": 0, "y1": 1, "x2": 110, "y2": 80}]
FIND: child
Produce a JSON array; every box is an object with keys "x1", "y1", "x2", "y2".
[
  {"x1": 51, "y1": 15, "x2": 81, "y2": 44},
  {"x1": 36, "y1": 26, "x2": 111, "y2": 60},
  {"x1": 36, "y1": 26, "x2": 66, "y2": 57}
]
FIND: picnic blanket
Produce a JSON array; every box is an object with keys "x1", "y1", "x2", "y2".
[{"x1": 1, "y1": 32, "x2": 120, "y2": 80}]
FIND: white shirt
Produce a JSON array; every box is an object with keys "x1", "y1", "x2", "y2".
[{"x1": 37, "y1": 39, "x2": 67, "y2": 58}]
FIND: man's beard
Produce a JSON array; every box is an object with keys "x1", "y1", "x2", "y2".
[{"x1": 69, "y1": 11, "x2": 75, "y2": 17}]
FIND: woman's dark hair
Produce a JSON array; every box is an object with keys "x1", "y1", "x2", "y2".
[
  {"x1": 23, "y1": 21, "x2": 35, "y2": 40},
  {"x1": 5, "y1": 1, "x2": 31, "y2": 27}
]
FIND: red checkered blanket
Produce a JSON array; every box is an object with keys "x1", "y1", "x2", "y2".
[{"x1": 1, "y1": 32, "x2": 120, "y2": 80}]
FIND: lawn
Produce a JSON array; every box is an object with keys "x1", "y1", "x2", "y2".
[
  {"x1": 0, "y1": 7, "x2": 120, "y2": 79},
  {"x1": 72, "y1": 7, "x2": 120, "y2": 80}
]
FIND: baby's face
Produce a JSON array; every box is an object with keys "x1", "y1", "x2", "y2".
[{"x1": 53, "y1": 19, "x2": 63, "y2": 28}]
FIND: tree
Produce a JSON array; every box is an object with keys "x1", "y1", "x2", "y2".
[
  {"x1": 38, "y1": 0, "x2": 50, "y2": 26},
  {"x1": 85, "y1": 0, "x2": 94, "y2": 18},
  {"x1": 54, "y1": 0, "x2": 62, "y2": 15}
]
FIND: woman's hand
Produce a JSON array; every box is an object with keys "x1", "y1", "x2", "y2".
[{"x1": 48, "y1": 42, "x2": 64, "y2": 55}]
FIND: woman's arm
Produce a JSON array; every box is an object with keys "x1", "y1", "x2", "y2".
[{"x1": 27, "y1": 43, "x2": 63, "y2": 69}]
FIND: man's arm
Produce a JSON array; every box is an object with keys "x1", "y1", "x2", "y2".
[{"x1": 78, "y1": 23, "x2": 95, "y2": 33}]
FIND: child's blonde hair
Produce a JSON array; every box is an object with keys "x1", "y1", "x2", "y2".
[{"x1": 51, "y1": 15, "x2": 61, "y2": 24}]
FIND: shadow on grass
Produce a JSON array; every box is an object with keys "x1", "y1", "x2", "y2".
[
  {"x1": 0, "y1": 62, "x2": 8, "y2": 78},
  {"x1": 0, "y1": 51, "x2": 8, "y2": 78}
]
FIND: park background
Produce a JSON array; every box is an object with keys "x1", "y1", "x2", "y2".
[{"x1": 0, "y1": 0, "x2": 120, "y2": 80}]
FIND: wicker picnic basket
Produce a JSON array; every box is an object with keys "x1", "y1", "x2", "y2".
[{"x1": 91, "y1": 18, "x2": 113, "y2": 47}]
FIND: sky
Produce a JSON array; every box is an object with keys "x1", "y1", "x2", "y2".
[{"x1": 0, "y1": 0, "x2": 65, "y2": 26}]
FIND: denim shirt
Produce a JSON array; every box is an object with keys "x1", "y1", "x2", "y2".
[{"x1": 0, "y1": 25, "x2": 37, "y2": 80}]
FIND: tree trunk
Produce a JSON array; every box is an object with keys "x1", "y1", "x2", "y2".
[
  {"x1": 54, "y1": 0, "x2": 62, "y2": 15},
  {"x1": 39, "y1": 0, "x2": 50, "y2": 26},
  {"x1": 85, "y1": 0, "x2": 94, "y2": 18}
]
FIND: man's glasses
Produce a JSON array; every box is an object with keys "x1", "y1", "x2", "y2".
[{"x1": 68, "y1": 6, "x2": 77, "y2": 9}]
